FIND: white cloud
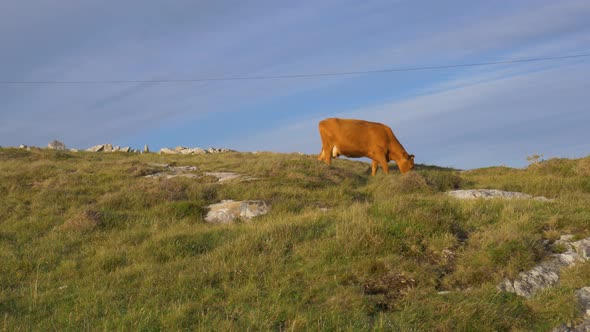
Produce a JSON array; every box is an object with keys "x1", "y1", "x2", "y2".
[
  {"x1": 1, "y1": 0, "x2": 589, "y2": 163},
  {"x1": 235, "y1": 60, "x2": 590, "y2": 168}
]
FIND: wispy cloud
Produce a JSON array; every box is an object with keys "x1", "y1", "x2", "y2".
[{"x1": 236, "y1": 59, "x2": 590, "y2": 168}]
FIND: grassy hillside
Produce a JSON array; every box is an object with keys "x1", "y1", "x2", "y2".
[{"x1": 1, "y1": 148, "x2": 590, "y2": 331}]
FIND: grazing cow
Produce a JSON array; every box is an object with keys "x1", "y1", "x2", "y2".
[{"x1": 317, "y1": 118, "x2": 414, "y2": 175}]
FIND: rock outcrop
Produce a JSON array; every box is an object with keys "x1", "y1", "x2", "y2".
[
  {"x1": 143, "y1": 164, "x2": 200, "y2": 179},
  {"x1": 447, "y1": 189, "x2": 552, "y2": 201},
  {"x1": 48, "y1": 140, "x2": 66, "y2": 150},
  {"x1": 496, "y1": 235, "x2": 590, "y2": 331},
  {"x1": 552, "y1": 287, "x2": 590, "y2": 332},
  {"x1": 498, "y1": 236, "x2": 590, "y2": 298},
  {"x1": 39, "y1": 143, "x2": 234, "y2": 154},
  {"x1": 205, "y1": 200, "x2": 269, "y2": 224},
  {"x1": 86, "y1": 144, "x2": 105, "y2": 152},
  {"x1": 86, "y1": 144, "x2": 133, "y2": 153},
  {"x1": 202, "y1": 172, "x2": 257, "y2": 183},
  {"x1": 158, "y1": 146, "x2": 234, "y2": 155},
  {"x1": 143, "y1": 164, "x2": 255, "y2": 182}
]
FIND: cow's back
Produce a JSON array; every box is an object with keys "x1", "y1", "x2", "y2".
[{"x1": 319, "y1": 118, "x2": 391, "y2": 157}]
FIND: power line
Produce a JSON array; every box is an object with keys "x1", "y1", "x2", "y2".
[{"x1": 1, "y1": 53, "x2": 588, "y2": 85}]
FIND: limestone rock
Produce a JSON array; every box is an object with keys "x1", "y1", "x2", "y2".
[
  {"x1": 180, "y1": 148, "x2": 194, "y2": 155},
  {"x1": 19, "y1": 144, "x2": 27, "y2": 149},
  {"x1": 156, "y1": 146, "x2": 233, "y2": 155},
  {"x1": 147, "y1": 162, "x2": 170, "y2": 168},
  {"x1": 159, "y1": 148, "x2": 179, "y2": 154},
  {"x1": 143, "y1": 165, "x2": 199, "y2": 179},
  {"x1": 572, "y1": 238, "x2": 590, "y2": 260},
  {"x1": 205, "y1": 200, "x2": 269, "y2": 224},
  {"x1": 87, "y1": 144, "x2": 105, "y2": 152},
  {"x1": 48, "y1": 140, "x2": 66, "y2": 150},
  {"x1": 121, "y1": 147, "x2": 131, "y2": 153},
  {"x1": 189, "y1": 148, "x2": 207, "y2": 154},
  {"x1": 143, "y1": 145, "x2": 150, "y2": 153},
  {"x1": 578, "y1": 287, "x2": 590, "y2": 317},
  {"x1": 498, "y1": 236, "x2": 590, "y2": 298},
  {"x1": 113, "y1": 146, "x2": 121, "y2": 152},
  {"x1": 447, "y1": 189, "x2": 552, "y2": 201},
  {"x1": 169, "y1": 165, "x2": 198, "y2": 172},
  {"x1": 203, "y1": 172, "x2": 256, "y2": 183},
  {"x1": 144, "y1": 173, "x2": 200, "y2": 179},
  {"x1": 552, "y1": 287, "x2": 590, "y2": 331},
  {"x1": 208, "y1": 147, "x2": 234, "y2": 153}
]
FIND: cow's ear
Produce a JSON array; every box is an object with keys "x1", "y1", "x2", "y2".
[{"x1": 409, "y1": 154, "x2": 415, "y2": 160}]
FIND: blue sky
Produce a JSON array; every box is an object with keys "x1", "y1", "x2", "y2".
[{"x1": 1, "y1": 0, "x2": 589, "y2": 169}]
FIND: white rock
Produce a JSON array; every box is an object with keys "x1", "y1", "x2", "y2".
[
  {"x1": 159, "y1": 148, "x2": 179, "y2": 154},
  {"x1": 147, "y1": 163, "x2": 170, "y2": 168},
  {"x1": 87, "y1": 144, "x2": 105, "y2": 152},
  {"x1": 143, "y1": 165, "x2": 199, "y2": 179},
  {"x1": 205, "y1": 200, "x2": 269, "y2": 224},
  {"x1": 447, "y1": 189, "x2": 552, "y2": 201},
  {"x1": 552, "y1": 287, "x2": 590, "y2": 331},
  {"x1": 48, "y1": 140, "x2": 66, "y2": 150},
  {"x1": 499, "y1": 236, "x2": 590, "y2": 298},
  {"x1": 189, "y1": 148, "x2": 207, "y2": 154},
  {"x1": 203, "y1": 172, "x2": 252, "y2": 183}
]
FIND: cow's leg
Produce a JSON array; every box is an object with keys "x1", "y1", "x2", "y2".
[
  {"x1": 320, "y1": 144, "x2": 332, "y2": 165},
  {"x1": 318, "y1": 143, "x2": 331, "y2": 165},
  {"x1": 371, "y1": 160, "x2": 378, "y2": 176},
  {"x1": 325, "y1": 151, "x2": 332, "y2": 165},
  {"x1": 378, "y1": 156, "x2": 389, "y2": 175}
]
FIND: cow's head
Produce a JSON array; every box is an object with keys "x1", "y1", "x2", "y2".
[{"x1": 398, "y1": 154, "x2": 415, "y2": 174}]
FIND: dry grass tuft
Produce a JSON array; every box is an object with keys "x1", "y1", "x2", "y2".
[{"x1": 59, "y1": 209, "x2": 102, "y2": 232}]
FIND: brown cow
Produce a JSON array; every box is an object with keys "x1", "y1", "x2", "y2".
[{"x1": 317, "y1": 118, "x2": 414, "y2": 175}]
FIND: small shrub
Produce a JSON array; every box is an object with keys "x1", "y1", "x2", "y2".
[
  {"x1": 371, "y1": 172, "x2": 430, "y2": 200},
  {"x1": 100, "y1": 253, "x2": 128, "y2": 273},
  {"x1": 362, "y1": 261, "x2": 417, "y2": 312},
  {"x1": 527, "y1": 154, "x2": 544, "y2": 165},
  {"x1": 150, "y1": 231, "x2": 226, "y2": 262},
  {"x1": 527, "y1": 158, "x2": 576, "y2": 176},
  {"x1": 167, "y1": 201, "x2": 206, "y2": 220},
  {"x1": 422, "y1": 171, "x2": 464, "y2": 192},
  {"x1": 157, "y1": 180, "x2": 189, "y2": 201},
  {"x1": 50, "y1": 151, "x2": 75, "y2": 161},
  {"x1": 59, "y1": 209, "x2": 102, "y2": 232},
  {"x1": 129, "y1": 165, "x2": 159, "y2": 177},
  {"x1": 0, "y1": 148, "x2": 33, "y2": 160},
  {"x1": 97, "y1": 209, "x2": 130, "y2": 229},
  {"x1": 574, "y1": 157, "x2": 590, "y2": 176}
]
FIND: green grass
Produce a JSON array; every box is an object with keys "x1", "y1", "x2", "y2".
[{"x1": 1, "y1": 148, "x2": 590, "y2": 330}]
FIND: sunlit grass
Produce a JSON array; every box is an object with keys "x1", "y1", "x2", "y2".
[{"x1": 1, "y1": 148, "x2": 589, "y2": 330}]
